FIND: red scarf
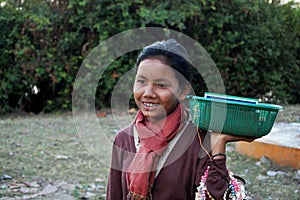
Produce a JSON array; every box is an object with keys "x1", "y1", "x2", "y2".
[{"x1": 126, "y1": 103, "x2": 187, "y2": 200}]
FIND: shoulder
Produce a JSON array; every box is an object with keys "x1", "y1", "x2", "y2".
[
  {"x1": 181, "y1": 121, "x2": 210, "y2": 157},
  {"x1": 184, "y1": 121, "x2": 197, "y2": 133},
  {"x1": 113, "y1": 123, "x2": 135, "y2": 149},
  {"x1": 173, "y1": 121, "x2": 200, "y2": 152},
  {"x1": 183, "y1": 121, "x2": 206, "y2": 139},
  {"x1": 115, "y1": 123, "x2": 134, "y2": 138}
]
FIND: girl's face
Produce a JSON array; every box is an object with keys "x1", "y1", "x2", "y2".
[{"x1": 133, "y1": 58, "x2": 190, "y2": 123}]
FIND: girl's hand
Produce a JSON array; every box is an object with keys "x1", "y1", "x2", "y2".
[{"x1": 209, "y1": 131, "x2": 259, "y2": 159}]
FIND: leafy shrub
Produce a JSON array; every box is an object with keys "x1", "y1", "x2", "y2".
[{"x1": 0, "y1": 0, "x2": 299, "y2": 113}]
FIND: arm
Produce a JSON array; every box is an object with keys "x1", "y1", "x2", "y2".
[
  {"x1": 210, "y1": 132, "x2": 256, "y2": 158},
  {"x1": 106, "y1": 125, "x2": 136, "y2": 200},
  {"x1": 206, "y1": 133, "x2": 257, "y2": 199},
  {"x1": 106, "y1": 142, "x2": 124, "y2": 200}
]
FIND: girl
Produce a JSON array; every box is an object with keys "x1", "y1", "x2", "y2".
[{"x1": 106, "y1": 39, "x2": 255, "y2": 200}]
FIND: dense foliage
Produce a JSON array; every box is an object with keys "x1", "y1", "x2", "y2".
[{"x1": 0, "y1": 0, "x2": 299, "y2": 113}]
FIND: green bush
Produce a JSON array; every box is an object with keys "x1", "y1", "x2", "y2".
[{"x1": 0, "y1": 0, "x2": 299, "y2": 113}]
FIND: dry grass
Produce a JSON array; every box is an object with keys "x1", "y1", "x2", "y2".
[
  {"x1": 0, "y1": 105, "x2": 299, "y2": 199},
  {"x1": 0, "y1": 112, "x2": 111, "y2": 199},
  {"x1": 276, "y1": 104, "x2": 300, "y2": 123}
]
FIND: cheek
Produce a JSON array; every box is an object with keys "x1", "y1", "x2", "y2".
[
  {"x1": 133, "y1": 87, "x2": 142, "y2": 102},
  {"x1": 166, "y1": 89, "x2": 181, "y2": 99},
  {"x1": 161, "y1": 92, "x2": 179, "y2": 105},
  {"x1": 133, "y1": 83, "x2": 139, "y2": 95}
]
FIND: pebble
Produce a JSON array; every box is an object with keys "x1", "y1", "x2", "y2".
[
  {"x1": 32, "y1": 176, "x2": 46, "y2": 186},
  {"x1": 84, "y1": 191, "x2": 97, "y2": 198},
  {"x1": 23, "y1": 181, "x2": 40, "y2": 188},
  {"x1": 95, "y1": 176, "x2": 105, "y2": 183},
  {"x1": 55, "y1": 155, "x2": 70, "y2": 160},
  {"x1": 267, "y1": 170, "x2": 277, "y2": 176},
  {"x1": 294, "y1": 170, "x2": 300, "y2": 180},
  {"x1": 38, "y1": 184, "x2": 58, "y2": 195},
  {"x1": 266, "y1": 170, "x2": 286, "y2": 177},
  {"x1": 257, "y1": 174, "x2": 268, "y2": 180},
  {"x1": 0, "y1": 184, "x2": 8, "y2": 189},
  {"x1": 18, "y1": 187, "x2": 39, "y2": 194},
  {"x1": 259, "y1": 156, "x2": 271, "y2": 164},
  {"x1": 112, "y1": 129, "x2": 119, "y2": 134},
  {"x1": 1, "y1": 174, "x2": 12, "y2": 180}
]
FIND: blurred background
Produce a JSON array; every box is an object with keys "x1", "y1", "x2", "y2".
[{"x1": 0, "y1": 0, "x2": 299, "y2": 114}]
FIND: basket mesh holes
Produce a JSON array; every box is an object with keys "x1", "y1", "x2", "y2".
[{"x1": 188, "y1": 98, "x2": 279, "y2": 137}]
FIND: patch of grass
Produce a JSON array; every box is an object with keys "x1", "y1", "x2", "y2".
[
  {"x1": 0, "y1": 108, "x2": 299, "y2": 199},
  {"x1": 227, "y1": 148, "x2": 299, "y2": 199},
  {"x1": 0, "y1": 113, "x2": 112, "y2": 198},
  {"x1": 276, "y1": 104, "x2": 300, "y2": 122}
]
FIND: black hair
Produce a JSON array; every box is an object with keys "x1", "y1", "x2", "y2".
[{"x1": 135, "y1": 39, "x2": 193, "y2": 87}]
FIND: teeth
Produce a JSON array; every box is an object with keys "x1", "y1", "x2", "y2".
[{"x1": 143, "y1": 102, "x2": 159, "y2": 107}]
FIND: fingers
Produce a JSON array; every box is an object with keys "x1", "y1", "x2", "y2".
[{"x1": 209, "y1": 131, "x2": 258, "y2": 143}]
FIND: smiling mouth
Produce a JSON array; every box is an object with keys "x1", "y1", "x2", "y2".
[{"x1": 142, "y1": 102, "x2": 159, "y2": 107}]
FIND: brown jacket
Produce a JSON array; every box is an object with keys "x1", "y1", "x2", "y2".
[{"x1": 106, "y1": 122, "x2": 229, "y2": 200}]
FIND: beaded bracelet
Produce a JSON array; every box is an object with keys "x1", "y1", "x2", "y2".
[
  {"x1": 211, "y1": 153, "x2": 226, "y2": 160},
  {"x1": 195, "y1": 166, "x2": 247, "y2": 200}
]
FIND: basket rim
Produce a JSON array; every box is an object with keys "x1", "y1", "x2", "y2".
[{"x1": 186, "y1": 95, "x2": 283, "y2": 110}]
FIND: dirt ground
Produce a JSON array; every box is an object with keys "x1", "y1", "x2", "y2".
[{"x1": 0, "y1": 104, "x2": 299, "y2": 199}]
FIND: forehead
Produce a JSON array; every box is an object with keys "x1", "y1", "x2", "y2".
[{"x1": 136, "y1": 59, "x2": 177, "y2": 81}]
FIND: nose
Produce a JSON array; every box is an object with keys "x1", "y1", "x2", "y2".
[{"x1": 143, "y1": 83, "x2": 156, "y2": 98}]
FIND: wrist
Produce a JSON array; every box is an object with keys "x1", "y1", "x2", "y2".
[
  {"x1": 209, "y1": 132, "x2": 227, "y2": 159},
  {"x1": 210, "y1": 134, "x2": 226, "y2": 160},
  {"x1": 210, "y1": 152, "x2": 226, "y2": 160},
  {"x1": 210, "y1": 137, "x2": 226, "y2": 154}
]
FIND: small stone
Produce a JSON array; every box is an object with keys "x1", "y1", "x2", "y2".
[
  {"x1": 257, "y1": 174, "x2": 268, "y2": 180},
  {"x1": 32, "y1": 176, "x2": 47, "y2": 186},
  {"x1": 0, "y1": 183, "x2": 8, "y2": 189},
  {"x1": 112, "y1": 129, "x2": 119, "y2": 134},
  {"x1": 23, "y1": 181, "x2": 40, "y2": 188},
  {"x1": 85, "y1": 191, "x2": 97, "y2": 198},
  {"x1": 275, "y1": 171, "x2": 286, "y2": 175},
  {"x1": 19, "y1": 187, "x2": 39, "y2": 194},
  {"x1": 55, "y1": 155, "x2": 70, "y2": 160},
  {"x1": 1, "y1": 174, "x2": 12, "y2": 180},
  {"x1": 266, "y1": 170, "x2": 277, "y2": 176},
  {"x1": 294, "y1": 170, "x2": 300, "y2": 180},
  {"x1": 89, "y1": 183, "x2": 96, "y2": 191},
  {"x1": 255, "y1": 161, "x2": 261, "y2": 166},
  {"x1": 95, "y1": 176, "x2": 105, "y2": 183},
  {"x1": 9, "y1": 182, "x2": 25, "y2": 189},
  {"x1": 15, "y1": 143, "x2": 24, "y2": 147},
  {"x1": 38, "y1": 184, "x2": 58, "y2": 195},
  {"x1": 259, "y1": 156, "x2": 271, "y2": 164},
  {"x1": 96, "y1": 184, "x2": 105, "y2": 190}
]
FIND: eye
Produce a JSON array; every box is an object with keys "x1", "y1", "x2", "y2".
[
  {"x1": 156, "y1": 83, "x2": 167, "y2": 88},
  {"x1": 136, "y1": 79, "x2": 145, "y2": 84}
]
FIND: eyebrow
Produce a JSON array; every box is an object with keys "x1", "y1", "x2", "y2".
[{"x1": 136, "y1": 75, "x2": 172, "y2": 83}]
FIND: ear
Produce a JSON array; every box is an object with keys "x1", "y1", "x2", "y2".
[{"x1": 178, "y1": 83, "x2": 191, "y2": 101}]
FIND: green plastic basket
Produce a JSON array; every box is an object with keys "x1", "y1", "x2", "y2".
[{"x1": 186, "y1": 95, "x2": 283, "y2": 137}]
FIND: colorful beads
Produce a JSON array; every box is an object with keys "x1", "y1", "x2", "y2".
[
  {"x1": 196, "y1": 166, "x2": 247, "y2": 200},
  {"x1": 227, "y1": 170, "x2": 246, "y2": 200},
  {"x1": 195, "y1": 166, "x2": 210, "y2": 200},
  {"x1": 224, "y1": 170, "x2": 246, "y2": 200}
]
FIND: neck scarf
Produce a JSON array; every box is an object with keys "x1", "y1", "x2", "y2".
[{"x1": 126, "y1": 103, "x2": 187, "y2": 200}]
